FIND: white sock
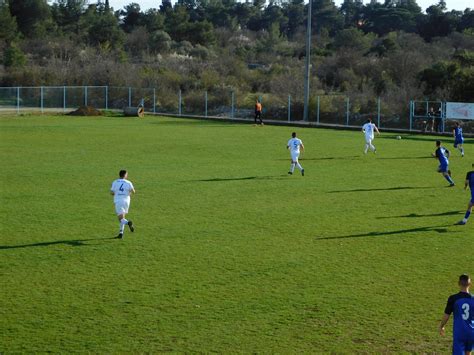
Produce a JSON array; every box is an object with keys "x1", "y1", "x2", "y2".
[
  {"x1": 296, "y1": 162, "x2": 303, "y2": 171},
  {"x1": 120, "y1": 218, "x2": 128, "y2": 233},
  {"x1": 290, "y1": 163, "x2": 295, "y2": 173},
  {"x1": 364, "y1": 144, "x2": 369, "y2": 154}
]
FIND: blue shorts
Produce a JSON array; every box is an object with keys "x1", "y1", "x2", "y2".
[
  {"x1": 438, "y1": 163, "x2": 448, "y2": 173},
  {"x1": 453, "y1": 339, "x2": 473, "y2": 355},
  {"x1": 454, "y1": 138, "x2": 464, "y2": 148},
  {"x1": 470, "y1": 194, "x2": 474, "y2": 204}
]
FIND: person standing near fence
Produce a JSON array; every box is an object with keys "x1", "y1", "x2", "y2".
[
  {"x1": 110, "y1": 170, "x2": 136, "y2": 239},
  {"x1": 362, "y1": 118, "x2": 380, "y2": 154},
  {"x1": 453, "y1": 122, "x2": 465, "y2": 157},
  {"x1": 426, "y1": 107, "x2": 435, "y2": 132},
  {"x1": 254, "y1": 100, "x2": 263, "y2": 125}
]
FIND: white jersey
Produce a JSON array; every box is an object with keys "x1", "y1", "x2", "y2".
[
  {"x1": 363, "y1": 123, "x2": 376, "y2": 140},
  {"x1": 288, "y1": 138, "x2": 303, "y2": 154},
  {"x1": 111, "y1": 179, "x2": 134, "y2": 203}
]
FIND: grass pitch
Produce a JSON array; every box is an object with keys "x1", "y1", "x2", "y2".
[{"x1": 1, "y1": 115, "x2": 473, "y2": 352}]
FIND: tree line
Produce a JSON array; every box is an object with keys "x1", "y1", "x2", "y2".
[{"x1": 0, "y1": 0, "x2": 473, "y2": 117}]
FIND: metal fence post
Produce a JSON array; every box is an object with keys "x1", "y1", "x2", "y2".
[
  {"x1": 205, "y1": 91, "x2": 208, "y2": 117},
  {"x1": 409, "y1": 100, "x2": 413, "y2": 132},
  {"x1": 63, "y1": 86, "x2": 66, "y2": 112},
  {"x1": 153, "y1": 88, "x2": 156, "y2": 114},
  {"x1": 105, "y1": 86, "x2": 108, "y2": 110},
  {"x1": 16, "y1": 86, "x2": 20, "y2": 114},
  {"x1": 346, "y1": 97, "x2": 350, "y2": 126},
  {"x1": 40, "y1": 86, "x2": 44, "y2": 114},
  {"x1": 178, "y1": 90, "x2": 182, "y2": 116},
  {"x1": 377, "y1": 97, "x2": 381, "y2": 128},
  {"x1": 231, "y1": 91, "x2": 235, "y2": 118},
  {"x1": 288, "y1": 95, "x2": 291, "y2": 122},
  {"x1": 128, "y1": 87, "x2": 132, "y2": 107},
  {"x1": 317, "y1": 96, "x2": 320, "y2": 124}
]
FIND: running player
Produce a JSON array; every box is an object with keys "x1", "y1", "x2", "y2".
[
  {"x1": 432, "y1": 140, "x2": 455, "y2": 187},
  {"x1": 287, "y1": 132, "x2": 304, "y2": 176},
  {"x1": 439, "y1": 274, "x2": 474, "y2": 355},
  {"x1": 456, "y1": 164, "x2": 474, "y2": 225},
  {"x1": 110, "y1": 170, "x2": 135, "y2": 239},
  {"x1": 454, "y1": 122, "x2": 465, "y2": 157},
  {"x1": 362, "y1": 118, "x2": 380, "y2": 154}
]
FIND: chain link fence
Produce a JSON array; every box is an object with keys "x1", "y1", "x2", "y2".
[{"x1": 0, "y1": 86, "x2": 472, "y2": 134}]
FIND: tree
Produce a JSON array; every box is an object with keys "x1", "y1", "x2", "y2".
[
  {"x1": 282, "y1": 0, "x2": 305, "y2": 38},
  {"x1": 418, "y1": 3, "x2": 461, "y2": 40},
  {"x1": 120, "y1": 3, "x2": 143, "y2": 33},
  {"x1": 333, "y1": 28, "x2": 373, "y2": 51},
  {"x1": 3, "y1": 43, "x2": 26, "y2": 67},
  {"x1": 340, "y1": 0, "x2": 363, "y2": 28},
  {"x1": 8, "y1": 0, "x2": 51, "y2": 37},
  {"x1": 51, "y1": 0, "x2": 86, "y2": 34},
  {"x1": 80, "y1": 4, "x2": 124, "y2": 48},
  {"x1": 0, "y1": 3, "x2": 18, "y2": 44},
  {"x1": 418, "y1": 61, "x2": 459, "y2": 97},
  {"x1": 311, "y1": 0, "x2": 344, "y2": 35},
  {"x1": 142, "y1": 9, "x2": 165, "y2": 33}
]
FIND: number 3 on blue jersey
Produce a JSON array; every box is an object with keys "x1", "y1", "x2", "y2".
[{"x1": 462, "y1": 303, "x2": 470, "y2": 321}]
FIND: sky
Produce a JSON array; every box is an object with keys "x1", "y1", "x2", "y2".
[{"x1": 107, "y1": 0, "x2": 471, "y2": 12}]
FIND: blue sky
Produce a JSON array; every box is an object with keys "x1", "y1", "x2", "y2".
[{"x1": 108, "y1": 0, "x2": 471, "y2": 12}]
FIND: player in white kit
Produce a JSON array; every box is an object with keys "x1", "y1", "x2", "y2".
[
  {"x1": 110, "y1": 170, "x2": 136, "y2": 239},
  {"x1": 287, "y1": 132, "x2": 305, "y2": 176},
  {"x1": 362, "y1": 118, "x2": 380, "y2": 154}
]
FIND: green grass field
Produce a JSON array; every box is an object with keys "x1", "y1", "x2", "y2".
[{"x1": 1, "y1": 114, "x2": 473, "y2": 353}]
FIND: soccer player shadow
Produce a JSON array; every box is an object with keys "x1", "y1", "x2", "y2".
[
  {"x1": 328, "y1": 186, "x2": 432, "y2": 193},
  {"x1": 191, "y1": 175, "x2": 288, "y2": 182},
  {"x1": 0, "y1": 237, "x2": 116, "y2": 250},
  {"x1": 377, "y1": 211, "x2": 463, "y2": 219},
  {"x1": 376, "y1": 156, "x2": 432, "y2": 160},
  {"x1": 316, "y1": 224, "x2": 457, "y2": 241},
  {"x1": 275, "y1": 156, "x2": 359, "y2": 161}
]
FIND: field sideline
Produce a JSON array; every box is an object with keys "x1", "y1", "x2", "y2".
[{"x1": 1, "y1": 114, "x2": 473, "y2": 352}]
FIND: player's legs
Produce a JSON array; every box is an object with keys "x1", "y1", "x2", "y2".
[
  {"x1": 458, "y1": 200, "x2": 474, "y2": 225},
  {"x1": 438, "y1": 164, "x2": 454, "y2": 186},
  {"x1": 365, "y1": 138, "x2": 375, "y2": 154},
  {"x1": 452, "y1": 338, "x2": 472, "y2": 355},
  {"x1": 289, "y1": 159, "x2": 295, "y2": 174},
  {"x1": 115, "y1": 201, "x2": 131, "y2": 238}
]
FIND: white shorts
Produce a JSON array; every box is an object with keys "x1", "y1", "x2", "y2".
[
  {"x1": 115, "y1": 200, "x2": 130, "y2": 215},
  {"x1": 291, "y1": 152, "x2": 300, "y2": 162},
  {"x1": 365, "y1": 136, "x2": 374, "y2": 144}
]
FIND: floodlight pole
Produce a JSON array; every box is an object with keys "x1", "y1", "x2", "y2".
[{"x1": 303, "y1": 0, "x2": 312, "y2": 122}]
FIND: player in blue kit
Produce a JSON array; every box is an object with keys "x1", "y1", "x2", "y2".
[
  {"x1": 454, "y1": 122, "x2": 465, "y2": 157},
  {"x1": 456, "y1": 164, "x2": 474, "y2": 225},
  {"x1": 439, "y1": 274, "x2": 474, "y2": 355},
  {"x1": 432, "y1": 140, "x2": 455, "y2": 186}
]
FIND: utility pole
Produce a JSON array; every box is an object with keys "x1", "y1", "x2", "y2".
[{"x1": 303, "y1": 0, "x2": 312, "y2": 122}]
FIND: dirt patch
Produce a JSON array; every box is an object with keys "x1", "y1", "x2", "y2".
[{"x1": 68, "y1": 106, "x2": 102, "y2": 116}]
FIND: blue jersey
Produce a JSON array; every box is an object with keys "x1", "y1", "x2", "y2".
[
  {"x1": 445, "y1": 292, "x2": 474, "y2": 349},
  {"x1": 454, "y1": 127, "x2": 463, "y2": 140},
  {"x1": 435, "y1": 147, "x2": 450, "y2": 165},
  {"x1": 467, "y1": 171, "x2": 474, "y2": 190}
]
